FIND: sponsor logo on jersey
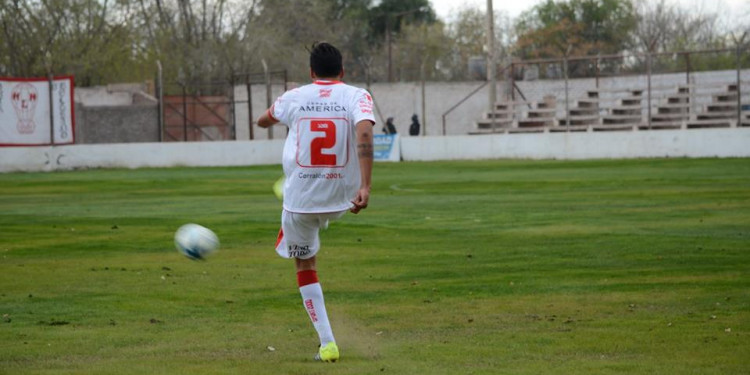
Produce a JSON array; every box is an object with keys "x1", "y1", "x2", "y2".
[
  {"x1": 299, "y1": 104, "x2": 346, "y2": 112},
  {"x1": 319, "y1": 89, "x2": 332, "y2": 98},
  {"x1": 359, "y1": 92, "x2": 374, "y2": 114}
]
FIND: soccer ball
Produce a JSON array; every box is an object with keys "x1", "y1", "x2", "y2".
[
  {"x1": 273, "y1": 175, "x2": 285, "y2": 200},
  {"x1": 174, "y1": 223, "x2": 219, "y2": 260}
]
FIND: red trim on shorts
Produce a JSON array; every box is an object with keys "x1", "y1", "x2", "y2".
[
  {"x1": 275, "y1": 228, "x2": 284, "y2": 249},
  {"x1": 297, "y1": 270, "x2": 319, "y2": 287}
]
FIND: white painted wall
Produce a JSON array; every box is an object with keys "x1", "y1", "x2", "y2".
[
  {"x1": 400, "y1": 128, "x2": 750, "y2": 160},
  {"x1": 234, "y1": 70, "x2": 747, "y2": 140},
  {"x1": 0, "y1": 140, "x2": 284, "y2": 173},
  {"x1": 1, "y1": 128, "x2": 748, "y2": 173}
]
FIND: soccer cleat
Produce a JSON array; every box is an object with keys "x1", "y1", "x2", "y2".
[{"x1": 314, "y1": 342, "x2": 339, "y2": 363}]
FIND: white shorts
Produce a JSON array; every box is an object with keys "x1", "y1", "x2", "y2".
[{"x1": 274, "y1": 210, "x2": 346, "y2": 259}]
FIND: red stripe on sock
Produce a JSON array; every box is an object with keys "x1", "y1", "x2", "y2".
[{"x1": 297, "y1": 270, "x2": 319, "y2": 287}]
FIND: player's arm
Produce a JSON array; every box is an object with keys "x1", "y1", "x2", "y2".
[
  {"x1": 257, "y1": 107, "x2": 279, "y2": 128},
  {"x1": 351, "y1": 120, "x2": 374, "y2": 214}
]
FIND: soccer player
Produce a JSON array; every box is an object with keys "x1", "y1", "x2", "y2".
[{"x1": 256, "y1": 42, "x2": 375, "y2": 363}]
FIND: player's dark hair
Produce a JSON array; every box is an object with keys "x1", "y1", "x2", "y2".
[{"x1": 309, "y1": 42, "x2": 343, "y2": 78}]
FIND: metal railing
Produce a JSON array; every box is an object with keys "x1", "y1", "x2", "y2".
[{"x1": 443, "y1": 47, "x2": 749, "y2": 135}]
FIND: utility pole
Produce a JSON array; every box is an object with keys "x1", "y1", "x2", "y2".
[
  {"x1": 486, "y1": 0, "x2": 497, "y2": 132},
  {"x1": 386, "y1": 17, "x2": 393, "y2": 83}
]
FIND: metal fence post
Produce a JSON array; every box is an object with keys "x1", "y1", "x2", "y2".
[
  {"x1": 510, "y1": 62, "x2": 515, "y2": 102},
  {"x1": 48, "y1": 72, "x2": 55, "y2": 145},
  {"x1": 261, "y1": 59, "x2": 272, "y2": 140},
  {"x1": 182, "y1": 84, "x2": 188, "y2": 141},
  {"x1": 246, "y1": 75, "x2": 254, "y2": 140},
  {"x1": 156, "y1": 61, "x2": 164, "y2": 142},
  {"x1": 737, "y1": 44, "x2": 742, "y2": 127},
  {"x1": 564, "y1": 55, "x2": 570, "y2": 131},
  {"x1": 45, "y1": 52, "x2": 55, "y2": 145},
  {"x1": 229, "y1": 76, "x2": 236, "y2": 140},
  {"x1": 595, "y1": 55, "x2": 600, "y2": 89},
  {"x1": 647, "y1": 52, "x2": 652, "y2": 130},
  {"x1": 421, "y1": 59, "x2": 427, "y2": 136}
]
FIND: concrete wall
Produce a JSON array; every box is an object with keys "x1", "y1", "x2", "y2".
[
  {"x1": 400, "y1": 128, "x2": 750, "y2": 161},
  {"x1": 68, "y1": 71, "x2": 745, "y2": 145},
  {"x1": 238, "y1": 81, "x2": 499, "y2": 139},
  {"x1": 1, "y1": 139, "x2": 285, "y2": 173},
  {"x1": 2, "y1": 128, "x2": 748, "y2": 173},
  {"x1": 237, "y1": 70, "x2": 748, "y2": 140},
  {"x1": 75, "y1": 104, "x2": 160, "y2": 144}
]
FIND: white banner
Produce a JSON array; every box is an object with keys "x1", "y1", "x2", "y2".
[{"x1": 0, "y1": 76, "x2": 75, "y2": 146}]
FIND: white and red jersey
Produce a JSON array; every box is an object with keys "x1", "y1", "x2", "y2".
[{"x1": 269, "y1": 80, "x2": 376, "y2": 213}]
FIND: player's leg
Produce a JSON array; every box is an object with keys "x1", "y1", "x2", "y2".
[
  {"x1": 296, "y1": 256, "x2": 335, "y2": 347},
  {"x1": 296, "y1": 256, "x2": 338, "y2": 362},
  {"x1": 277, "y1": 211, "x2": 342, "y2": 361}
]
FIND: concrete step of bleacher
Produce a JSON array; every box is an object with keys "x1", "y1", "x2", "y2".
[
  {"x1": 468, "y1": 128, "x2": 508, "y2": 135},
  {"x1": 593, "y1": 124, "x2": 635, "y2": 131},
  {"x1": 558, "y1": 115, "x2": 600, "y2": 126},
  {"x1": 639, "y1": 122, "x2": 683, "y2": 130},
  {"x1": 527, "y1": 108, "x2": 557, "y2": 118},
  {"x1": 577, "y1": 99, "x2": 599, "y2": 108},
  {"x1": 697, "y1": 111, "x2": 738, "y2": 120},
  {"x1": 485, "y1": 111, "x2": 513, "y2": 119},
  {"x1": 569, "y1": 107, "x2": 598, "y2": 116},
  {"x1": 666, "y1": 94, "x2": 690, "y2": 103},
  {"x1": 706, "y1": 102, "x2": 745, "y2": 112},
  {"x1": 550, "y1": 125, "x2": 590, "y2": 132},
  {"x1": 603, "y1": 114, "x2": 642, "y2": 124},
  {"x1": 612, "y1": 106, "x2": 641, "y2": 116},
  {"x1": 657, "y1": 102, "x2": 690, "y2": 112},
  {"x1": 508, "y1": 127, "x2": 547, "y2": 134},
  {"x1": 686, "y1": 119, "x2": 732, "y2": 129},
  {"x1": 518, "y1": 119, "x2": 554, "y2": 128},
  {"x1": 652, "y1": 113, "x2": 690, "y2": 122},
  {"x1": 476, "y1": 119, "x2": 513, "y2": 130},
  {"x1": 621, "y1": 98, "x2": 643, "y2": 106},
  {"x1": 713, "y1": 93, "x2": 738, "y2": 102}
]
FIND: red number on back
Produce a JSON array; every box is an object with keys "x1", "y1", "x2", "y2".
[{"x1": 310, "y1": 120, "x2": 337, "y2": 165}]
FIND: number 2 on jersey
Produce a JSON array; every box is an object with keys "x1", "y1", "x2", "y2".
[
  {"x1": 310, "y1": 120, "x2": 337, "y2": 165},
  {"x1": 297, "y1": 117, "x2": 349, "y2": 168}
]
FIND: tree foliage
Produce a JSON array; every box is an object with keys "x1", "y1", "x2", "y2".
[
  {"x1": 515, "y1": 0, "x2": 637, "y2": 58},
  {"x1": 0, "y1": 0, "x2": 745, "y2": 87}
]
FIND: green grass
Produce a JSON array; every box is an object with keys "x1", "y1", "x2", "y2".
[{"x1": 1, "y1": 158, "x2": 749, "y2": 374}]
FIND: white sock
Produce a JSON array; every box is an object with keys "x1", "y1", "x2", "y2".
[{"x1": 299, "y1": 281, "x2": 335, "y2": 346}]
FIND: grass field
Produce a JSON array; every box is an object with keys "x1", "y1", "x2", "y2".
[{"x1": 1, "y1": 158, "x2": 749, "y2": 374}]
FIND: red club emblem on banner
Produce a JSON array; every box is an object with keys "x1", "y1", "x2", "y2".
[{"x1": 11, "y1": 82, "x2": 38, "y2": 134}]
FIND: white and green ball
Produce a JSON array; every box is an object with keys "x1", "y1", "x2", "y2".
[
  {"x1": 174, "y1": 223, "x2": 219, "y2": 260},
  {"x1": 273, "y1": 175, "x2": 285, "y2": 200}
]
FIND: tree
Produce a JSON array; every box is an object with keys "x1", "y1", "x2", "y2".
[
  {"x1": 133, "y1": 0, "x2": 262, "y2": 90},
  {"x1": 369, "y1": 0, "x2": 435, "y2": 39},
  {"x1": 630, "y1": 0, "x2": 740, "y2": 72},
  {"x1": 439, "y1": 5, "x2": 515, "y2": 80},
  {"x1": 0, "y1": 0, "x2": 143, "y2": 85},
  {"x1": 515, "y1": 0, "x2": 637, "y2": 59}
]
